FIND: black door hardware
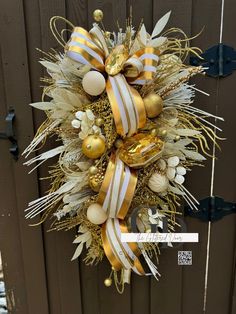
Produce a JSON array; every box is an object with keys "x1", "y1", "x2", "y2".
[
  {"x1": 190, "y1": 43, "x2": 236, "y2": 78},
  {"x1": 185, "y1": 196, "x2": 236, "y2": 222},
  {"x1": 0, "y1": 109, "x2": 18, "y2": 160}
]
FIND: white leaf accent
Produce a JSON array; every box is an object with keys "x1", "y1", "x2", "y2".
[
  {"x1": 39, "y1": 61, "x2": 60, "y2": 73},
  {"x1": 57, "y1": 180, "x2": 78, "y2": 194},
  {"x1": 176, "y1": 129, "x2": 201, "y2": 136},
  {"x1": 149, "y1": 37, "x2": 167, "y2": 47},
  {"x1": 168, "y1": 185, "x2": 185, "y2": 195},
  {"x1": 86, "y1": 237, "x2": 92, "y2": 249},
  {"x1": 71, "y1": 242, "x2": 84, "y2": 261},
  {"x1": 139, "y1": 24, "x2": 147, "y2": 45},
  {"x1": 182, "y1": 149, "x2": 206, "y2": 161},
  {"x1": 54, "y1": 101, "x2": 74, "y2": 111},
  {"x1": 151, "y1": 11, "x2": 171, "y2": 38},
  {"x1": 30, "y1": 102, "x2": 54, "y2": 110},
  {"x1": 73, "y1": 232, "x2": 91, "y2": 243}
]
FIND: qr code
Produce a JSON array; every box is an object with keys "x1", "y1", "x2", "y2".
[{"x1": 178, "y1": 251, "x2": 192, "y2": 265}]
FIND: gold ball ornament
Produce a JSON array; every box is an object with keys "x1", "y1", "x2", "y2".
[
  {"x1": 104, "y1": 278, "x2": 112, "y2": 287},
  {"x1": 175, "y1": 135, "x2": 180, "y2": 141},
  {"x1": 151, "y1": 128, "x2": 158, "y2": 136},
  {"x1": 143, "y1": 93, "x2": 163, "y2": 118},
  {"x1": 89, "y1": 166, "x2": 98, "y2": 175},
  {"x1": 93, "y1": 9, "x2": 104, "y2": 22},
  {"x1": 82, "y1": 135, "x2": 106, "y2": 159},
  {"x1": 82, "y1": 71, "x2": 106, "y2": 96},
  {"x1": 89, "y1": 177, "x2": 101, "y2": 192},
  {"x1": 87, "y1": 203, "x2": 107, "y2": 225},
  {"x1": 161, "y1": 129, "x2": 167, "y2": 137},
  {"x1": 95, "y1": 117, "x2": 104, "y2": 127}
]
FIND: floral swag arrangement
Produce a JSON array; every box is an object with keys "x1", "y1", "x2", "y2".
[{"x1": 24, "y1": 10, "x2": 222, "y2": 292}]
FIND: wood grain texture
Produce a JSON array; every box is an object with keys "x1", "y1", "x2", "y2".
[
  {"x1": 128, "y1": 0, "x2": 153, "y2": 33},
  {"x1": 206, "y1": 0, "x2": 236, "y2": 313},
  {"x1": 182, "y1": 1, "x2": 223, "y2": 313},
  {"x1": 0, "y1": 0, "x2": 49, "y2": 313},
  {"x1": 66, "y1": 0, "x2": 88, "y2": 28}
]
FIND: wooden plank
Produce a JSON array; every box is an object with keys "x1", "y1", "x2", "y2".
[
  {"x1": 23, "y1": 0, "x2": 83, "y2": 312},
  {"x1": 0, "y1": 49, "x2": 28, "y2": 313},
  {"x1": 0, "y1": 0, "x2": 49, "y2": 313},
  {"x1": 205, "y1": 0, "x2": 236, "y2": 313},
  {"x1": 153, "y1": 0, "x2": 193, "y2": 31},
  {"x1": 66, "y1": 0, "x2": 88, "y2": 28},
  {"x1": 128, "y1": 0, "x2": 153, "y2": 33},
  {"x1": 182, "y1": 0, "x2": 223, "y2": 313}
]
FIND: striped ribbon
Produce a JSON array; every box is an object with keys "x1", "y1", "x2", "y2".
[
  {"x1": 102, "y1": 218, "x2": 145, "y2": 274},
  {"x1": 97, "y1": 154, "x2": 137, "y2": 219},
  {"x1": 66, "y1": 25, "x2": 160, "y2": 137}
]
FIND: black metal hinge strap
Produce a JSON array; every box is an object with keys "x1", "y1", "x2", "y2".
[
  {"x1": 185, "y1": 196, "x2": 236, "y2": 222},
  {"x1": 190, "y1": 43, "x2": 236, "y2": 78},
  {"x1": 0, "y1": 108, "x2": 18, "y2": 160}
]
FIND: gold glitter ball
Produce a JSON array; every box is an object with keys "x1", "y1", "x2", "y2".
[
  {"x1": 104, "y1": 278, "x2": 112, "y2": 287},
  {"x1": 89, "y1": 176, "x2": 101, "y2": 192},
  {"x1": 105, "y1": 45, "x2": 129, "y2": 76},
  {"x1": 119, "y1": 133, "x2": 164, "y2": 168},
  {"x1": 93, "y1": 9, "x2": 103, "y2": 22}
]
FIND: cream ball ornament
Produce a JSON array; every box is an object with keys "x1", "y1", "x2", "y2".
[
  {"x1": 82, "y1": 71, "x2": 106, "y2": 96},
  {"x1": 87, "y1": 203, "x2": 107, "y2": 225}
]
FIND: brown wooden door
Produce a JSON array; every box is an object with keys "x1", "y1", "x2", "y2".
[{"x1": 0, "y1": 0, "x2": 235, "y2": 313}]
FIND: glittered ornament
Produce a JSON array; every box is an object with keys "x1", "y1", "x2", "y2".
[{"x1": 93, "y1": 9, "x2": 104, "y2": 22}]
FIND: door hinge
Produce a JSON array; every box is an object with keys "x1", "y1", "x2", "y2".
[
  {"x1": 190, "y1": 43, "x2": 236, "y2": 77},
  {"x1": 0, "y1": 108, "x2": 19, "y2": 160},
  {"x1": 184, "y1": 196, "x2": 236, "y2": 222}
]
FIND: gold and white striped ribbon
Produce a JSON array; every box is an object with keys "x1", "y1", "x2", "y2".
[
  {"x1": 102, "y1": 218, "x2": 145, "y2": 274},
  {"x1": 98, "y1": 154, "x2": 137, "y2": 219},
  {"x1": 66, "y1": 27, "x2": 105, "y2": 71},
  {"x1": 129, "y1": 47, "x2": 160, "y2": 85},
  {"x1": 106, "y1": 74, "x2": 146, "y2": 137}
]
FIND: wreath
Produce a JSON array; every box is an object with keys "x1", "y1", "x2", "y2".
[{"x1": 24, "y1": 10, "x2": 222, "y2": 292}]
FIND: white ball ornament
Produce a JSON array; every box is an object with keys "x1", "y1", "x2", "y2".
[
  {"x1": 87, "y1": 203, "x2": 107, "y2": 225},
  {"x1": 176, "y1": 166, "x2": 186, "y2": 176},
  {"x1": 174, "y1": 174, "x2": 185, "y2": 185},
  {"x1": 82, "y1": 71, "x2": 106, "y2": 96},
  {"x1": 167, "y1": 156, "x2": 180, "y2": 167},
  {"x1": 71, "y1": 119, "x2": 80, "y2": 129}
]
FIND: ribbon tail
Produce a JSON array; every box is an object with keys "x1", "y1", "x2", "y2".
[{"x1": 102, "y1": 219, "x2": 145, "y2": 275}]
